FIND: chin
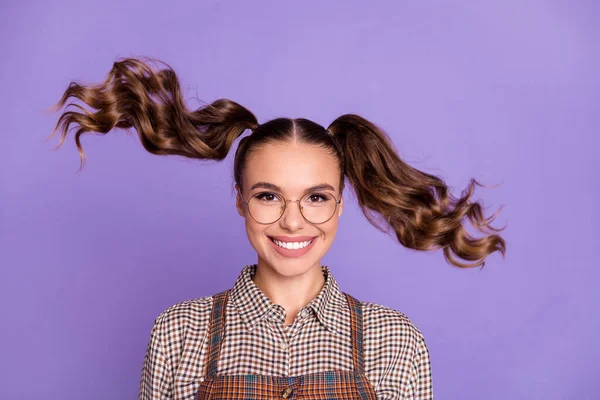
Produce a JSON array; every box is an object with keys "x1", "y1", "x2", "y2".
[{"x1": 257, "y1": 240, "x2": 324, "y2": 277}]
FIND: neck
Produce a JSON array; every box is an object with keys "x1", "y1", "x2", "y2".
[{"x1": 252, "y1": 261, "x2": 325, "y2": 325}]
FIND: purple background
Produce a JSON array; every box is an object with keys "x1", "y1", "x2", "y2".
[{"x1": 1, "y1": 1, "x2": 598, "y2": 399}]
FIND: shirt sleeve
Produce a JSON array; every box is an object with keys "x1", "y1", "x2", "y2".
[
  {"x1": 138, "y1": 317, "x2": 173, "y2": 400},
  {"x1": 410, "y1": 334, "x2": 433, "y2": 399}
]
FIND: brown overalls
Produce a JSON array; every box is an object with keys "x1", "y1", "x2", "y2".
[{"x1": 196, "y1": 289, "x2": 378, "y2": 399}]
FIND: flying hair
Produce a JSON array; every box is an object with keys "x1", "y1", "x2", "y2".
[{"x1": 47, "y1": 57, "x2": 507, "y2": 269}]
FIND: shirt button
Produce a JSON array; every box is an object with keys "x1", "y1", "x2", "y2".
[
  {"x1": 281, "y1": 386, "x2": 294, "y2": 398},
  {"x1": 280, "y1": 341, "x2": 289, "y2": 350}
]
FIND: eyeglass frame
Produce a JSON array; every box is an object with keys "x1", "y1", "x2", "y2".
[{"x1": 240, "y1": 191, "x2": 342, "y2": 225}]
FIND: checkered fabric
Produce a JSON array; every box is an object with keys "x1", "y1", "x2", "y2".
[
  {"x1": 196, "y1": 289, "x2": 377, "y2": 399},
  {"x1": 139, "y1": 265, "x2": 433, "y2": 399}
]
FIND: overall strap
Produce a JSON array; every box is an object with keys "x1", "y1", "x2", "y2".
[
  {"x1": 343, "y1": 293, "x2": 366, "y2": 375},
  {"x1": 205, "y1": 289, "x2": 230, "y2": 379}
]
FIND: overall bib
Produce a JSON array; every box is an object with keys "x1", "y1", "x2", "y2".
[{"x1": 196, "y1": 289, "x2": 378, "y2": 400}]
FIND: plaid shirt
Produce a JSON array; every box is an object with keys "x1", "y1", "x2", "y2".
[{"x1": 139, "y1": 265, "x2": 433, "y2": 399}]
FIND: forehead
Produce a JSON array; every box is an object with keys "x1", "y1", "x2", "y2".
[{"x1": 243, "y1": 142, "x2": 340, "y2": 193}]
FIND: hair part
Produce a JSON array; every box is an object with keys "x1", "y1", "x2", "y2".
[
  {"x1": 48, "y1": 57, "x2": 506, "y2": 269},
  {"x1": 233, "y1": 118, "x2": 345, "y2": 194}
]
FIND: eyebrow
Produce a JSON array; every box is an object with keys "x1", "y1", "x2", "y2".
[{"x1": 249, "y1": 182, "x2": 336, "y2": 193}]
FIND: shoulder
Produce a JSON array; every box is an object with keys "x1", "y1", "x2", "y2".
[
  {"x1": 359, "y1": 301, "x2": 432, "y2": 397},
  {"x1": 360, "y1": 300, "x2": 427, "y2": 348},
  {"x1": 152, "y1": 295, "x2": 215, "y2": 339},
  {"x1": 141, "y1": 295, "x2": 216, "y2": 385}
]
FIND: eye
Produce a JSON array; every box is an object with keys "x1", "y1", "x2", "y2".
[
  {"x1": 305, "y1": 193, "x2": 331, "y2": 203},
  {"x1": 254, "y1": 192, "x2": 281, "y2": 203}
]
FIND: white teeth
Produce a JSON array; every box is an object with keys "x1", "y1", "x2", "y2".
[{"x1": 273, "y1": 239, "x2": 313, "y2": 249}]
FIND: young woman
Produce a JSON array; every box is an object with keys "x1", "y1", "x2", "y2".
[{"x1": 49, "y1": 58, "x2": 506, "y2": 400}]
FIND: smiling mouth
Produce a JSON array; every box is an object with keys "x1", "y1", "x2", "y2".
[{"x1": 269, "y1": 237, "x2": 315, "y2": 250}]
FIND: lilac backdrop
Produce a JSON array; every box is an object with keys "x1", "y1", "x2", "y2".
[{"x1": 1, "y1": 1, "x2": 598, "y2": 399}]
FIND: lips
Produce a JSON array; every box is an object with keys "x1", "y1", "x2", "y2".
[
  {"x1": 267, "y1": 235, "x2": 318, "y2": 258},
  {"x1": 268, "y1": 235, "x2": 316, "y2": 242}
]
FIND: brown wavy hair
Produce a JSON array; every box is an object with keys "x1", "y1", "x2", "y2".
[{"x1": 47, "y1": 57, "x2": 506, "y2": 268}]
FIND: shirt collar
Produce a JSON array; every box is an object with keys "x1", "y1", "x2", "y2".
[{"x1": 230, "y1": 264, "x2": 346, "y2": 336}]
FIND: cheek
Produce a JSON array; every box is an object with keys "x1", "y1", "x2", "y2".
[
  {"x1": 244, "y1": 216, "x2": 268, "y2": 246},
  {"x1": 322, "y1": 217, "x2": 340, "y2": 239}
]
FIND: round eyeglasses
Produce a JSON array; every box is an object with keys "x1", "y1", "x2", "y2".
[{"x1": 242, "y1": 192, "x2": 342, "y2": 225}]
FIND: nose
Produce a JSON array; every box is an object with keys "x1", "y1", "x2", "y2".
[{"x1": 279, "y1": 200, "x2": 305, "y2": 231}]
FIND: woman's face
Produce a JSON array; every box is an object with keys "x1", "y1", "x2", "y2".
[{"x1": 235, "y1": 141, "x2": 344, "y2": 278}]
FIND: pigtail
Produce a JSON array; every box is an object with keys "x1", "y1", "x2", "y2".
[
  {"x1": 328, "y1": 114, "x2": 506, "y2": 268},
  {"x1": 47, "y1": 57, "x2": 258, "y2": 169}
]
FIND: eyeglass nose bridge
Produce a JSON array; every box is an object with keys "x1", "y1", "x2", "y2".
[{"x1": 279, "y1": 199, "x2": 304, "y2": 216}]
